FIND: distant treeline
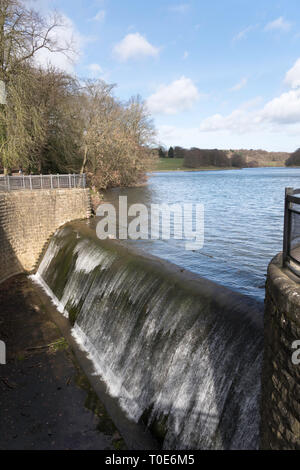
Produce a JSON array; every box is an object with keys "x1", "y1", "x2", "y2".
[
  {"x1": 158, "y1": 146, "x2": 252, "y2": 168},
  {"x1": 286, "y1": 148, "x2": 300, "y2": 166},
  {"x1": 185, "y1": 148, "x2": 236, "y2": 168},
  {"x1": 158, "y1": 146, "x2": 296, "y2": 168}
]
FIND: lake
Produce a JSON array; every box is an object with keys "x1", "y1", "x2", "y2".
[{"x1": 102, "y1": 167, "x2": 300, "y2": 301}]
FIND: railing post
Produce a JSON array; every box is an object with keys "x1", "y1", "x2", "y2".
[
  {"x1": 29, "y1": 175, "x2": 32, "y2": 190},
  {"x1": 69, "y1": 174, "x2": 71, "y2": 188},
  {"x1": 50, "y1": 174, "x2": 53, "y2": 189},
  {"x1": 23, "y1": 175, "x2": 25, "y2": 189},
  {"x1": 40, "y1": 174, "x2": 43, "y2": 189},
  {"x1": 283, "y1": 187, "x2": 293, "y2": 267},
  {"x1": 6, "y1": 175, "x2": 10, "y2": 191},
  {"x1": 57, "y1": 174, "x2": 60, "y2": 189},
  {"x1": 83, "y1": 173, "x2": 86, "y2": 188}
]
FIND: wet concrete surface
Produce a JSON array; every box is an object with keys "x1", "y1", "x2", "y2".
[{"x1": 0, "y1": 275, "x2": 126, "y2": 450}]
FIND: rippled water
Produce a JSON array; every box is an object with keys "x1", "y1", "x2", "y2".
[{"x1": 101, "y1": 167, "x2": 300, "y2": 300}]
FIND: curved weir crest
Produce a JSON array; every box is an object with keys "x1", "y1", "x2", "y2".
[{"x1": 32, "y1": 223, "x2": 264, "y2": 450}]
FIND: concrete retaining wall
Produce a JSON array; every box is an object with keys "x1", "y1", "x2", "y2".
[{"x1": 0, "y1": 189, "x2": 91, "y2": 283}]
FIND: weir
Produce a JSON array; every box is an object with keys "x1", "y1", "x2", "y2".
[{"x1": 32, "y1": 222, "x2": 264, "y2": 450}]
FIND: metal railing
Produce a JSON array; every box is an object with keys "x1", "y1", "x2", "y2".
[
  {"x1": 283, "y1": 187, "x2": 300, "y2": 276},
  {"x1": 0, "y1": 173, "x2": 86, "y2": 191}
]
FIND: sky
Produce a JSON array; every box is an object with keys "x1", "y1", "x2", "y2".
[{"x1": 28, "y1": 0, "x2": 300, "y2": 152}]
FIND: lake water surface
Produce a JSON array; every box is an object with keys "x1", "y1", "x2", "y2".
[{"x1": 102, "y1": 167, "x2": 300, "y2": 301}]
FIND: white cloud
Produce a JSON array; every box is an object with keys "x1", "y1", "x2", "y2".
[
  {"x1": 87, "y1": 63, "x2": 103, "y2": 77},
  {"x1": 285, "y1": 58, "x2": 300, "y2": 89},
  {"x1": 113, "y1": 33, "x2": 159, "y2": 62},
  {"x1": 261, "y1": 89, "x2": 300, "y2": 124},
  {"x1": 169, "y1": 4, "x2": 190, "y2": 13},
  {"x1": 183, "y1": 51, "x2": 189, "y2": 60},
  {"x1": 197, "y1": 57, "x2": 300, "y2": 135},
  {"x1": 264, "y1": 17, "x2": 291, "y2": 32},
  {"x1": 229, "y1": 77, "x2": 248, "y2": 92},
  {"x1": 199, "y1": 109, "x2": 259, "y2": 134},
  {"x1": 92, "y1": 10, "x2": 106, "y2": 22},
  {"x1": 147, "y1": 76, "x2": 200, "y2": 115},
  {"x1": 158, "y1": 125, "x2": 198, "y2": 145},
  {"x1": 157, "y1": 62, "x2": 300, "y2": 151},
  {"x1": 233, "y1": 25, "x2": 256, "y2": 42},
  {"x1": 199, "y1": 88, "x2": 300, "y2": 134},
  {"x1": 239, "y1": 97, "x2": 263, "y2": 110}
]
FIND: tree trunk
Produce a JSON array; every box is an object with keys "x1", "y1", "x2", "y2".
[{"x1": 81, "y1": 145, "x2": 88, "y2": 174}]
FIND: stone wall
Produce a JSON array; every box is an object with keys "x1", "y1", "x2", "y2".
[
  {"x1": 0, "y1": 189, "x2": 91, "y2": 284},
  {"x1": 261, "y1": 253, "x2": 300, "y2": 449}
]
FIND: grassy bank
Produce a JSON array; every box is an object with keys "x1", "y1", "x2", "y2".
[
  {"x1": 153, "y1": 158, "x2": 235, "y2": 172},
  {"x1": 257, "y1": 161, "x2": 286, "y2": 167},
  {"x1": 152, "y1": 158, "x2": 287, "y2": 172}
]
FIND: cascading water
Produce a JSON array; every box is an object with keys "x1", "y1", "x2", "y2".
[{"x1": 32, "y1": 223, "x2": 264, "y2": 450}]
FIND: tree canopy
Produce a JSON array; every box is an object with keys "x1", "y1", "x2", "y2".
[
  {"x1": 0, "y1": 1, "x2": 156, "y2": 188},
  {"x1": 168, "y1": 146, "x2": 174, "y2": 158},
  {"x1": 0, "y1": 0, "x2": 73, "y2": 83},
  {"x1": 285, "y1": 149, "x2": 300, "y2": 167}
]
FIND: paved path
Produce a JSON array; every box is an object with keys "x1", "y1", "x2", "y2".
[{"x1": 0, "y1": 275, "x2": 126, "y2": 450}]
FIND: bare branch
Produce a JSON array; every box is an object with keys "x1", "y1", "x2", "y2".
[{"x1": 0, "y1": 1, "x2": 76, "y2": 80}]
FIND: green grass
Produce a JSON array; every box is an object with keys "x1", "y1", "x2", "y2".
[
  {"x1": 152, "y1": 158, "x2": 287, "y2": 172},
  {"x1": 154, "y1": 158, "x2": 185, "y2": 171},
  {"x1": 153, "y1": 158, "x2": 234, "y2": 172},
  {"x1": 258, "y1": 161, "x2": 286, "y2": 167},
  {"x1": 50, "y1": 337, "x2": 69, "y2": 352}
]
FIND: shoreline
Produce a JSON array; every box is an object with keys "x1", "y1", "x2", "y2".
[
  {"x1": 149, "y1": 167, "x2": 239, "y2": 173},
  {"x1": 149, "y1": 165, "x2": 290, "y2": 174}
]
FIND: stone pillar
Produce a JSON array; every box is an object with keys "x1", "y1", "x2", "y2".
[{"x1": 261, "y1": 253, "x2": 300, "y2": 449}]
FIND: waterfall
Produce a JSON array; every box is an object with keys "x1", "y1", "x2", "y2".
[{"x1": 32, "y1": 223, "x2": 264, "y2": 450}]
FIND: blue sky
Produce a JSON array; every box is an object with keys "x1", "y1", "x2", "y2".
[{"x1": 31, "y1": 0, "x2": 300, "y2": 151}]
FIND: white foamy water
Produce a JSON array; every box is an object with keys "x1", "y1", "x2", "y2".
[{"x1": 34, "y1": 225, "x2": 264, "y2": 450}]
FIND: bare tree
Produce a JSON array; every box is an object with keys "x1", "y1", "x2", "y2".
[
  {"x1": 0, "y1": 2, "x2": 157, "y2": 185},
  {"x1": 0, "y1": 0, "x2": 74, "y2": 82},
  {"x1": 78, "y1": 80, "x2": 156, "y2": 189},
  {"x1": 0, "y1": 0, "x2": 75, "y2": 172},
  {"x1": 78, "y1": 80, "x2": 117, "y2": 175}
]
